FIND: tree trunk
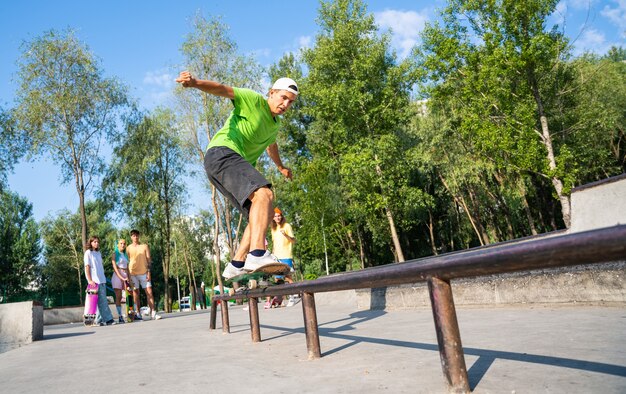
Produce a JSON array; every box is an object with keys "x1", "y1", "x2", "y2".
[
  {"x1": 182, "y1": 245, "x2": 196, "y2": 311},
  {"x1": 439, "y1": 174, "x2": 485, "y2": 246},
  {"x1": 76, "y1": 261, "x2": 83, "y2": 305},
  {"x1": 162, "y1": 197, "x2": 172, "y2": 313},
  {"x1": 356, "y1": 228, "x2": 366, "y2": 270},
  {"x1": 428, "y1": 210, "x2": 438, "y2": 255},
  {"x1": 66, "y1": 225, "x2": 84, "y2": 305},
  {"x1": 529, "y1": 74, "x2": 571, "y2": 227},
  {"x1": 75, "y1": 169, "x2": 88, "y2": 251},
  {"x1": 321, "y1": 214, "x2": 329, "y2": 275},
  {"x1": 373, "y1": 157, "x2": 405, "y2": 262},
  {"x1": 520, "y1": 184, "x2": 538, "y2": 235},
  {"x1": 211, "y1": 185, "x2": 225, "y2": 293}
]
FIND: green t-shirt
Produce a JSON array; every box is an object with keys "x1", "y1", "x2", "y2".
[{"x1": 208, "y1": 87, "x2": 280, "y2": 165}]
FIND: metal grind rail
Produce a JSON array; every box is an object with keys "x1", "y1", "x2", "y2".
[{"x1": 210, "y1": 224, "x2": 626, "y2": 393}]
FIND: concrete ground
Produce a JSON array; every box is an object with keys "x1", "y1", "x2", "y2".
[{"x1": 1, "y1": 302, "x2": 625, "y2": 393}]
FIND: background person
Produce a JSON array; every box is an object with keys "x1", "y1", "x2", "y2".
[
  {"x1": 84, "y1": 236, "x2": 116, "y2": 326},
  {"x1": 111, "y1": 238, "x2": 130, "y2": 323},
  {"x1": 269, "y1": 207, "x2": 299, "y2": 307},
  {"x1": 127, "y1": 229, "x2": 160, "y2": 320}
]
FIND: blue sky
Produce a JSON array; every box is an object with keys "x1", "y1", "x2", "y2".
[{"x1": 1, "y1": 0, "x2": 624, "y2": 222}]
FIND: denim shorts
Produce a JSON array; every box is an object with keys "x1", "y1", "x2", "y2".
[{"x1": 204, "y1": 146, "x2": 271, "y2": 218}]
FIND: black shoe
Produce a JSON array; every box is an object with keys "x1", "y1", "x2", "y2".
[
  {"x1": 134, "y1": 314, "x2": 143, "y2": 321},
  {"x1": 105, "y1": 319, "x2": 117, "y2": 326}
]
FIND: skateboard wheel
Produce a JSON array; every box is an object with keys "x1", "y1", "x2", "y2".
[{"x1": 249, "y1": 279, "x2": 258, "y2": 289}]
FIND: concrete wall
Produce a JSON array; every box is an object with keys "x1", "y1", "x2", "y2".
[
  {"x1": 353, "y1": 263, "x2": 625, "y2": 310},
  {"x1": 570, "y1": 173, "x2": 626, "y2": 233},
  {"x1": 0, "y1": 301, "x2": 43, "y2": 343},
  {"x1": 44, "y1": 304, "x2": 119, "y2": 326}
]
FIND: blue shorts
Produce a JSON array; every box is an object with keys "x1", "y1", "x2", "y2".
[
  {"x1": 204, "y1": 146, "x2": 271, "y2": 219},
  {"x1": 274, "y1": 258, "x2": 294, "y2": 279}
]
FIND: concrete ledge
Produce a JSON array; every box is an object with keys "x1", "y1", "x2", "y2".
[
  {"x1": 313, "y1": 262, "x2": 626, "y2": 310},
  {"x1": 0, "y1": 301, "x2": 43, "y2": 344},
  {"x1": 570, "y1": 174, "x2": 626, "y2": 233},
  {"x1": 44, "y1": 304, "x2": 118, "y2": 326}
]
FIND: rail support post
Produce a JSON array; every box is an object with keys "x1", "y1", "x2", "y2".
[
  {"x1": 249, "y1": 297, "x2": 261, "y2": 342},
  {"x1": 428, "y1": 277, "x2": 470, "y2": 393},
  {"x1": 220, "y1": 298, "x2": 230, "y2": 334},
  {"x1": 209, "y1": 299, "x2": 218, "y2": 329},
  {"x1": 302, "y1": 292, "x2": 321, "y2": 359}
]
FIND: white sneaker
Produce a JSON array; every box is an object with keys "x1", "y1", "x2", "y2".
[
  {"x1": 152, "y1": 311, "x2": 162, "y2": 320},
  {"x1": 244, "y1": 251, "x2": 279, "y2": 271},
  {"x1": 287, "y1": 296, "x2": 296, "y2": 307},
  {"x1": 223, "y1": 263, "x2": 246, "y2": 279}
]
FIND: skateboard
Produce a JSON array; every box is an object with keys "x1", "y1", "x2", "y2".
[
  {"x1": 124, "y1": 281, "x2": 136, "y2": 322},
  {"x1": 83, "y1": 283, "x2": 98, "y2": 326},
  {"x1": 230, "y1": 263, "x2": 291, "y2": 290}
]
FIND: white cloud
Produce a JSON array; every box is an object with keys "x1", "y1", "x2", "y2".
[
  {"x1": 554, "y1": 1, "x2": 568, "y2": 25},
  {"x1": 298, "y1": 35, "x2": 312, "y2": 50},
  {"x1": 574, "y1": 28, "x2": 609, "y2": 54},
  {"x1": 601, "y1": 0, "x2": 626, "y2": 39},
  {"x1": 569, "y1": 0, "x2": 597, "y2": 10},
  {"x1": 374, "y1": 9, "x2": 429, "y2": 58},
  {"x1": 250, "y1": 48, "x2": 272, "y2": 59},
  {"x1": 139, "y1": 69, "x2": 175, "y2": 109},
  {"x1": 143, "y1": 69, "x2": 173, "y2": 88}
]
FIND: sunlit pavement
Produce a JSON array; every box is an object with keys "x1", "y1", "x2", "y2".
[{"x1": 1, "y1": 303, "x2": 625, "y2": 393}]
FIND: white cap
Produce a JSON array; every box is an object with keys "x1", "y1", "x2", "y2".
[{"x1": 271, "y1": 77, "x2": 299, "y2": 95}]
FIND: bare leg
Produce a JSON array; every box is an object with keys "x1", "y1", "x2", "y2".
[
  {"x1": 234, "y1": 187, "x2": 273, "y2": 260},
  {"x1": 145, "y1": 287, "x2": 155, "y2": 312},
  {"x1": 234, "y1": 225, "x2": 252, "y2": 261},
  {"x1": 114, "y1": 288, "x2": 122, "y2": 307},
  {"x1": 133, "y1": 288, "x2": 141, "y2": 314}
]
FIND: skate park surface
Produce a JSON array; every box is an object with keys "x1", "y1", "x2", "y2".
[{"x1": 1, "y1": 296, "x2": 625, "y2": 394}]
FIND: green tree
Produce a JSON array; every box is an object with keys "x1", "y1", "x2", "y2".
[
  {"x1": 0, "y1": 190, "x2": 41, "y2": 297},
  {"x1": 0, "y1": 106, "x2": 29, "y2": 189},
  {"x1": 13, "y1": 29, "x2": 128, "y2": 249},
  {"x1": 416, "y1": 0, "x2": 578, "y2": 227},
  {"x1": 40, "y1": 210, "x2": 83, "y2": 299},
  {"x1": 172, "y1": 212, "x2": 214, "y2": 309},
  {"x1": 103, "y1": 109, "x2": 187, "y2": 312},
  {"x1": 566, "y1": 50, "x2": 626, "y2": 178},
  {"x1": 302, "y1": 0, "x2": 419, "y2": 263},
  {"x1": 40, "y1": 201, "x2": 116, "y2": 305}
]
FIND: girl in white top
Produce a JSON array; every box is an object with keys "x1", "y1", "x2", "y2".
[
  {"x1": 111, "y1": 239, "x2": 130, "y2": 323},
  {"x1": 84, "y1": 236, "x2": 115, "y2": 325}
]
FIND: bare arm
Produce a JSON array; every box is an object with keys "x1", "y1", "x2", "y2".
[
  {"x1": 267, "y1": 143, "x2": 292, "y2": 180},
  {"x1": 175, "y1": 71, "x2": 234, "y2": 99},
  {"x1": 280, "y1": 230, "x2": 296, "y2": 243},
  {"x1": 145, "y1": 245, "x2": 152, "y2": 281},
  {"x1": 111, "y1": 256, "x2": 124, "y2": 280}
]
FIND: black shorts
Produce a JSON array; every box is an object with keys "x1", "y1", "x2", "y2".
[{"x1": 204, "y1": 146, "x2": 271, "y2": 218}]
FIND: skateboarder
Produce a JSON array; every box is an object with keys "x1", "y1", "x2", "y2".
[
  {"x1": 176, "y1": 71, "x2": 298, "y2": 279},
  {"x1": 84, "y1": 236, "x2": 116, "y2": 326}
]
